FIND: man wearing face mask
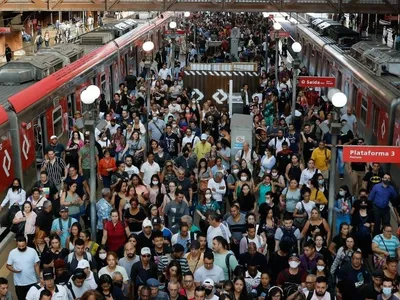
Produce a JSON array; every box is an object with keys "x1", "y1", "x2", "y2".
[
  {"x1": 276, "y1": 253, "x2": 307, "y2": 289},
  {"x1": 304, "y1": 276, "x2": 331, "y2": 300},
  {"x1": 202, "y1": 279, "x2": 218, "y2": 300},
  {"x1": 6, "y1": 235, "x2": 40, "y2": 300},
  {"x1": 175, "y1": 146, "x2": 197, "y2": 177},
  {"x1": 148, "y1": 114, "x2": 166, "y2": 142},
  {"x1": 369, "y1": 173, "x2": 399, "y2": 235},
  {"x1": 378, "y1": 279, "x2": 394, "y2": 300}
]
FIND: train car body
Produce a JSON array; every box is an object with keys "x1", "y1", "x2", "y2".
[
  {"x1": 296, "y1": 23, "x2": 400, "y2": 174},
  {"x1": 0, "y1": 13, "x2": 173, "y2": 224}
]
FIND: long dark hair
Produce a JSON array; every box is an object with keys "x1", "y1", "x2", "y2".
[
  {"x1": 230, "y1": 277, "x2": 249, "y2": 300},
  {"x1": 10, "y1": 178, "x2": 22, "y2": 193}
]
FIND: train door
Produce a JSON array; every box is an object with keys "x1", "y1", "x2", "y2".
[
  {"x1": 371, "y1": 103, "x2": 379, "y2": 145},
  {"x1": 109, "y1": 65, "x2": 114, "y2": 96},
  {"x1": 67, "y1": 93, "x2": 76, "y2": 131},
  {"x1": 33, "y1": 115, "x2": 46, "y2": 167}
]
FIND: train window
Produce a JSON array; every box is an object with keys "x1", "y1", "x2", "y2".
[
  {"x1": 337, "y1": 71, "x2": 342, "y2": 90},
  {"x1": 52, "y1": 106, "x2": 63, "y2": 137},
  {"x1": 372, "y1": 103, "x2": 378, "y2": 134},
  {"x1": 360, "y1": 96, "x2": 368, "y2": 124},
  {"x1": 101, "y1": 74, "x2": 106, "y2": 94}
]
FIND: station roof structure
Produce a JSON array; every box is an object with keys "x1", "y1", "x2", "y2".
[{"x1": 0, "y1": 0, "x2": 397, "y2": 13}]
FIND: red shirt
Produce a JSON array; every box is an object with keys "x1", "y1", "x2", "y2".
[{"x1": 104, "y1": 221, "x2": 127, "y2": 252}]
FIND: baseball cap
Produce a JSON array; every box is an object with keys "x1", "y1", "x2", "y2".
[
  {"x1": 147, "y1": 278, "x2": 160, "y2": 288},
  {"x1": 54, "y1": 259, "x2": 66, "y2": 269},
  {"x1": 141, "y1": 247, "x2": 151, "y2": 256},
  {"x1": 77, "y1": 259, "x2": 90, "y2": 270},
  {"x1": 152, "y1": 216, "x2": 162, "y2": 226},
  {"x1": 50, "y1": 135, "x2": 57, "y2": 140},
  {"x1": 201, "y1": 133, "x2": 208, "y2": 141},
  {"x1": 143, "y1": 219, "x2": 153, "y2": 229},
  {"x1": 42, "y1": 268, "x2": 54, "y2": 280},
  {"x1": 172, "y1": 244, "x2": 184, "y2": 253},
  {"x1": 59, "y1": 205, "x2": 69, "y2": 212},
  {"x1": 203, "y1": 278, "x2": 214, "y2": 287},
  {"x1": 190, "y1": 240, "x2": 200, "y2": 250},
  {"x1": 289, "y1": 253, "x2": 300, "y2": 260}
]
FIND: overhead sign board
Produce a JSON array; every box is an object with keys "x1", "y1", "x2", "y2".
[
  {"x1": 164, "y1": 29, "x2": 185, "y2": 38},
  {"x1": 270, "y1": 30, "x2": 290, "y2": 38},
  {"x1": 298, "y1": 76, "x2": 336, "y2": 88},
  {"x1": 343, "y1": 145, "x2": 400, "y2": 163}
]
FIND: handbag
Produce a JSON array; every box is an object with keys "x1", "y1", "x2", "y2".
[
  {"x1": 10, "y1": 211, "x2": 26, "y2": 234},
  {"x1": 373, "y1": 235, "x2": 390, "y2": 269},
  {"x1": 293, "y1": 201, "x2": 307, "y2": 229}
]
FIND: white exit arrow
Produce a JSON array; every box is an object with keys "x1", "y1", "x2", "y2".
[
  {"x1": 217, "y1": 89, "x2": 228, "y2": 102},
  {"x1": 193, "y1": 88, "x2": 204, "y2": 101},
  {"x1": 213, "y1": 91, "x2": 223, "y2": 104}
]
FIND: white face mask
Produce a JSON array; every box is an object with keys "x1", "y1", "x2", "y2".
[
  {"x1": 317, "y1": 266, "x2": 325, "y2": 272},
  {"x1": 232, "y1": 169, "x2": 239, "y2": 174},
  {"x1": 271, "y1": 172, "x2": 278, "y2": 177},
  {"x1": 289, "y1": 261, "x2": 300, "y2": 269},
  {"x1": 99, "y1": 253, "x2": 107, "y2": 260},
  {"x1": 240, "y1": 176, "x2": 247, "y2": 181},
  {"x1": 152, "y1": 117, "x2": 158, "y2": 121},
  {"x1": 152, "y1": 181, "x2": 159, "y2": 185},
  {"x1": 186, "y1": 110, "x2": 190, "y2": 113}
]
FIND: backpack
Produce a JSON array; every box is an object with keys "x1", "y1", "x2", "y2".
[
  {"x1": 59, "y1": 217, "x2": 72, "y2": 232},
  {"x1": 38, "y1": 36, "x2": 43, "y2": 44},
  {"x1": 66, "y1": 282, "x2": 76, "y2": 299},
  {"x1": 225, "y1": 253, "x2": 233, "y2": 280},
  {"x1": 280, "y1": 226, "x2": 298, "y2": 251}
]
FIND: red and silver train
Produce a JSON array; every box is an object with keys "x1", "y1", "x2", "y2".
[
  {"x1": 295, "y1": 23, "x2": 400, "y2": 166},
  {"x1": 0, "y1": 13, "x2": 173, "y2": 211}
]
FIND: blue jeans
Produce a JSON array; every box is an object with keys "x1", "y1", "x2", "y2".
[
  {"x1": 102, "y1": 175, "x2": 111, "y2": 188},
  {"x1": 337, "y1": 148, "x2": 344, "y2": 176}
]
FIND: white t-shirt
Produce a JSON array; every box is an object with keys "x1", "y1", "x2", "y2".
[
  {"x1": 207, "y1": 223, "x2": 231, "y2": 249},
  {"x1": 37, "y1": 285, "x2": 69, "y2": 300},
  {"x1": 98, "y1": 265, "x2": 129, "y2": 282},
  {"x1": 125, "y1": 165, "x2": 139, "y2": 178},
  {"x1": 140, "y1": 161, "x2": 160, "y2": 185},
  {"x1": 182, "y1": 135, "x2": 200, "y2": 148},
  {"x1": 295, "y1": 200, "x2": 316, "y2": 219},
  {"x1": 7, "y1": 247, "x2": 39, "y2": 286},
  {"x1": 194, "y1": 265, "x2": 225, "y2": 285}
]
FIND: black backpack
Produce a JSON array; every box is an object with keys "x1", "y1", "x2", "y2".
[{"x1": 280, "y1": 226, "x2": 298, "y2": 251}]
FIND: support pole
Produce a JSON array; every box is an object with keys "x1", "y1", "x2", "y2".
[
  {"x1": 275, "y1": 36, "x2": 279, "y2": 88},
  {"x1": 229, "y1": 79, "x2": 233, "y2": 116},
  {"x1": 291, "y1": 70, "x2": 297, "y2": 123},
  {"x1": 328, "y1": 132, "x2": 338, "y2": 235},
  {"x1": 265, "y1": 33, "x2": 268, "y2": 71},
  {"x1": 88, "y1": 118, "x2": 97, "y2": 242}
]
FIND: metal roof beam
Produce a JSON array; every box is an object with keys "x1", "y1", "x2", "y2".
[{"x1": 0, "y1": 0, "x2": 395, "y2": 13}]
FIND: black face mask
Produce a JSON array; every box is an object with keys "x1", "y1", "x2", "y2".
[
  {"x1": 113, "y1": 281, "x2": 123, "y2": 288},
  {"x1": 183, "y1": 153, "x2": 189, "y2": 158},
  {"x1": 18, "y1": 247, "x2": 27, "y2": 252},
  {"x1": 360, "y1": 205, "x2": 368, "y2": 209},
  {"x1": 205, "y1": 288, "x2": 213, "y2": 296}
]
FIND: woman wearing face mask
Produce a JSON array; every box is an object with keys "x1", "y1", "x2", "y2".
[
  {"x1": 312, "y1": 257, "x2": 335, "y2": 295},
  {"x1": 259, "y1": 147, "x2": 276, "y2": 179},
  {"x1": 330, "y1": 236, "x2": 360, "y2": 275},
  {"x1": 255, "y1": 175, "x2": 275, "y2": 207},
  {"x1": 171, "y1": 120, "x2": 182, "y2": 138},
  {"x1": 334, "y1": 185, "x2": 352, "y2": 234},
  {"x1": 146, "y1": 174, "x2": 166, "y2": 206},
  {"x1": 351, "y1": 198, "x2": 374, "y2": 260},
  {"x1": 196, "y1": 188, "x2": 221, "y2": 232},
  {"x1": 270, "y1": 167, "x2": 286, "y2": 196},
  {"x1": 237, "y1": 184, "x2": 256, "y2": 215},
  {"x1": 96, "y1": 274, "x2": 125, "y2": 300},
  {"x1": 233, "y1": 170, "x2": 254, "y2": 202}
]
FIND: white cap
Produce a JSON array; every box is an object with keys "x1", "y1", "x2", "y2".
[
  {"x1": 143, "y1": 219, "x2": 153, "y2": 229},
  {"x1": 50, "y1": 135, "x2": 57, "y2": 139},
  {"x1": 141, "y1": 247, "x2": 151, "y2": 256},
  {"x1": 201, "y1": 133, "x2": 208, "y2": 140},
  {"x1": 77, "y1": 259, "x2": 90, "y2": 269},
  {"x1": 203, "y1": 278, "x2": 215, "y2": 287}
]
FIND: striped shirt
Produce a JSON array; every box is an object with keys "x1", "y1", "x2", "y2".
[
  {"x1": 41, "y1": 157, "x2": 66, "y2": 186},
  {"x1": 372, "y1": 234, "x2": 400, "y2": 258},
  {"x1": 157, "y1": 254, "x2": 190, "y2": 274}
]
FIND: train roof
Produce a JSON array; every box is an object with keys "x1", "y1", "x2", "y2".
[
  {"x1": 8, "y1": 14, "x2": 172, "y2": 114},
  {"x1": 297, "y1": 24, "x2": 400, "y2": 101}
]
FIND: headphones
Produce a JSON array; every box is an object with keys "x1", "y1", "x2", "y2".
[{"x1": 268, "y1": 286, "x2": 283, "y2": 295}]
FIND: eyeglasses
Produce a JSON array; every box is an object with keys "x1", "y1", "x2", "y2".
[
  {"x1": 184, "y1": 280, "x2": 193, "y2": 283},
  {"x1": 142, "y1": 254, "x2": 151, "y2": 258}
]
